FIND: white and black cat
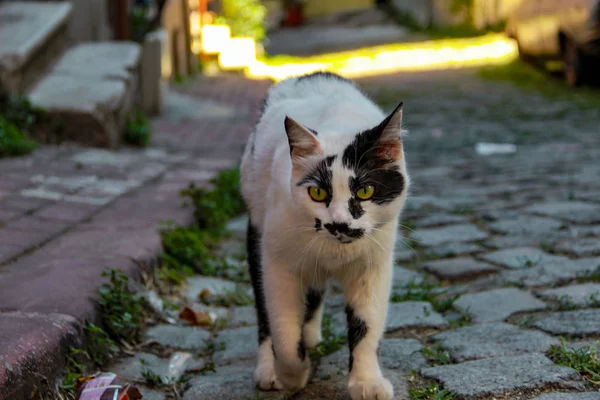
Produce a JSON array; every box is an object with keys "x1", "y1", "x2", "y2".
[{"x1": 240, "y1": 71, "x2": 409, "y2": 400}]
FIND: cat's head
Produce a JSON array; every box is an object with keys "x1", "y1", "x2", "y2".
[{"x1": 286, "y1": 103, "x2": 409, "y2": 244}]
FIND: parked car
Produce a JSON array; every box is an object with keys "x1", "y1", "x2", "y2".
[{"x1": 506, "y1": 0, "x2": 600, "y2": 85}]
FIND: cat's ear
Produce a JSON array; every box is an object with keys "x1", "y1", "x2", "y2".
[
  {"x1": 375, "y1": 102, "x2": 404, "y2": 160},
  {"x1": 285, "y1": 116, "x2": 322, "y2": 160}
]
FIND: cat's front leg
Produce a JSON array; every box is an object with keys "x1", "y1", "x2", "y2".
[
  {"x1": 343, "y1": 265, "x2": 393, "y2": 400},
  {"x1": 263, "y1": 251, "x2": 311, "y2": 391}
]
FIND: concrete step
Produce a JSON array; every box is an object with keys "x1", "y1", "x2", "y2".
[
  {"x1": 28, "y1": 42, "x2": 142, "y2": 149},
  {"x1": 0, "y1": 1, "x2": 72, "y2": 95}
]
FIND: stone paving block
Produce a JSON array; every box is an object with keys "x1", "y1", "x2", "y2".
[
  {"x1": 479, "y1": 247, "x2": 567, "y2": 269},
  {"x1": 421, "y1": 257, "x2": 500, "y2": 280},
  {"x1": 483, "y1": 235, "x2": 544, "y2": 249},
  {"x1": 186, "y1": 276, "x2": 237, "y2": 302},
  {"x1": 144, "y1": 324, "x2": 210, "y2": 350},
  {"x1": 454, "y1": 288, "x2": 547, "y2": 322},
  {"x1": 183, "y1": 363, "x2": 286, "y2": 400},
  {"x1": 539, "y1": 283, "x2": 600, "y2": 307},
  {"x1": 112, "y1": 352, "x2": 192, "y2": 383},
  {"x1": 526, "y1": 201, "x2": 600, "y2": 224},
  {"x1": 380, "y1": 338, "x2": 428, "y2": 371},
  {"x1": 412, "y1": 213, "x2": 468, "y2": 228},
  {"x1": 410, "y1": 224, "x2": 487, "y2": 247},
  {"x1": 432, "y1": 322, "x2": 560, "y2": 361},
  {"x1": 556, "y1": 238, "x2": 600, "y2": 257},
  {"x1": 33, "y1": 201, "x2": 100, "y2": 223},
  {"x1": 5, "y1": 216, "x2": 70, "y2": 234},
  {"x1": 421, "y1": 353, "x2": 583, "y2": 398},
  {"x1": 424, "y1": 242, "x2": 484, "y2": 258},
  {"x1": 502, "y1": 257, "x2": 600, "y2": 288},
  {"x1": 213, "y1": 326, "x2": 257, "y2": 365},
  {"x1": 529, "y1": 394, "x2": 600, "y2": 400},
  {"x1": 299, "y1": 368, "x2": 408, "y2": 400},
  {"x1": 534, "y1": 309, "x2": 600, "y2": 337},
  {"x1": 228, "y1": 306, "x2": 257, "y2": 327},
  {"x1": 386, "y1": 301, "x2": 448, "y2": 332},
  {"x1": 393, "y1": 266, "x2": 425, "y2": 288},
  {"x1": 489, "y1": 216, "x2": 563, "y2": 236}
]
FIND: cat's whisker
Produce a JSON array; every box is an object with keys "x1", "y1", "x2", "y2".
[
  {"x1": 365, "y1": 232, "x2": 387, "y2": 253},
  {"x1": 398, "y1": 224, "x2": 415, "y2": 232}
]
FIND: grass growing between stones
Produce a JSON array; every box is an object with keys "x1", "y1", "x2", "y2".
[
  {"x1": 391, "y1": 281, "x2": 459, "y2": 314},
  {"x1": 408, "y1": 373, "x2": 456, "y2": 400},
  {"x1": 0, "y1": 117, "x2": 37, "y2": 157},
  {"x1": 309, "y1": 315, "x2": 346, "y2": 361},
  {"x1": 0, "y1": 93, "x2": 44, "y2": 157},
  {"x1": 419, "y1": 345, "x2": 451, "y2": 366},
  {"x1": 577, "y1": 266, "x2": 600, "y2": 284},
  {"x1": 98, "y1": 268, "x2": 146, "y2": 344},
  {"x1": 548, "y1": 338, "x2": 600, "y2": 384}
]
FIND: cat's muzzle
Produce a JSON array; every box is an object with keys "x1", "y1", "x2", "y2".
[{"x1": 323, "y1": 222, "x2": 364, "y2": 243}]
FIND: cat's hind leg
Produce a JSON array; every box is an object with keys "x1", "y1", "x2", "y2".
[
  {"x1": 303, "y1": 288, "x2": 325, "y2": 349},
  {"x1": 247, "y1": 222, "x2": 282, "y2": 390}
]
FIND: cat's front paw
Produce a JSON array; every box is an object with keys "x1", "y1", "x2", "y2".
[
  {"x1": 348, "y1": 376, "x2": 393, "y2": 400},
  {"x1": 274, "y1": 359, "x2": 311, "y2": 391},
  {"x1": 254, "y1": 362, "x2": 283, "y2": 391}
]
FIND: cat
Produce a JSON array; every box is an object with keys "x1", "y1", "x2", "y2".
[{"x1": 240, "y1": 71, "x2": 409, "y2": 400}]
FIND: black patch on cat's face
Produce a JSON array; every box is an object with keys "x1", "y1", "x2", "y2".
[
  {"x1": 324, "y1": 222, "x2": 364, "y2": 241},
  {"x1": 346, "y1": 305, "x2": 368, "y2": 372},
  {"x1": 347, "y1": 188, "x2": 365, "y2": 219},
  {"x1": 297, "y1": 155, "x2": 336, "y2": 207},
  {"x1": 343, "y1": 123, "x2": 405, "y2": 205},
  {"x1": 314, "y1": 218, "x2": 323, "y2": 232},
  {"x1": 296, "y1": 71, "x2": 353, "y2": 85}
]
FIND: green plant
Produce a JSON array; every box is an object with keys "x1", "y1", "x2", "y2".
[
  {"x1": 548, "y1": 338, "x2": 600, "y2": 383},
  {"x1": 201, "y1": 286, "x2": 254, "y2": 307},
  {"x1": 83, "y1": 322, "x2": 119, "y2": 367},
  {"x1": 409, "y1": 382, "x2": 456, "y2": 400},
  {"x1": 124, "y1": 110, "x2": 151, "y2": 146},
  {"x1": 556, "y1": 295, "x2": 578, "y2": 311},
  {"x1": 419, "y1": 346, "x2": 451, "y2": 365},
  {"x1": 309, "y1": 315, "x2": 346, "y2": 360},
  {"x1": 0, "y1": 117, "x2": 37, "y2": 157},
  {"x1": 61, "y1": 347, "x2": 87, "y2": 395},
  {"x1": 391, "y1": 281, "x2": 459, "y2": 313},
  {"x1": 577, "y1": 266, "x2": 600, "y2": 283},
  {"x1": 180, "y1": 168, "x2": 245, "y2": 235},
  {"x1": 215, "y1": 0, "x2": 266, "y2": 41},
  {"x1": 98, "y1": 269, "x2": 145, "y2": 343}
]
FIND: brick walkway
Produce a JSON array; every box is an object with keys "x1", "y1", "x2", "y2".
[
  {"x1": 100, "y1": 69, "x2": 600, "y2": 400},
  {"x1": 0, "y1": 75, "x2": 270, "y2": 399}
]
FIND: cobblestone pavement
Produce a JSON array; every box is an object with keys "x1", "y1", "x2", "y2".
[{"x1": 104, "y1": 68, "x2": 600, "y2": 399}]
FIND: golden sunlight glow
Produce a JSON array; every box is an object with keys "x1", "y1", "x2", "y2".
[
  {"x1": 246, "y1": 34, "x2": 518, "y2": 81},
  {"x1": 200, "y1": 24, "x2": 232, "y2": 54},
  {"x1": 219, "y1": 37, "x2": 257, "y2": 70},
  {"x1": 195, "y1": 22, "x2": 518, "y2": 80}
]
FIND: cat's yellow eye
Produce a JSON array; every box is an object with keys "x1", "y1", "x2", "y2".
[
  {"x1": 309, "y1": 187, "x2": 328, "y2": 202},
  {"x1": 356, "y1": 185, "x2": 375, "y2": 200}
]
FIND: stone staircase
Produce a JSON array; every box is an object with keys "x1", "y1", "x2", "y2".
[{"x1": 0, "y1": 1, "x2": 143, "y2": 149}]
